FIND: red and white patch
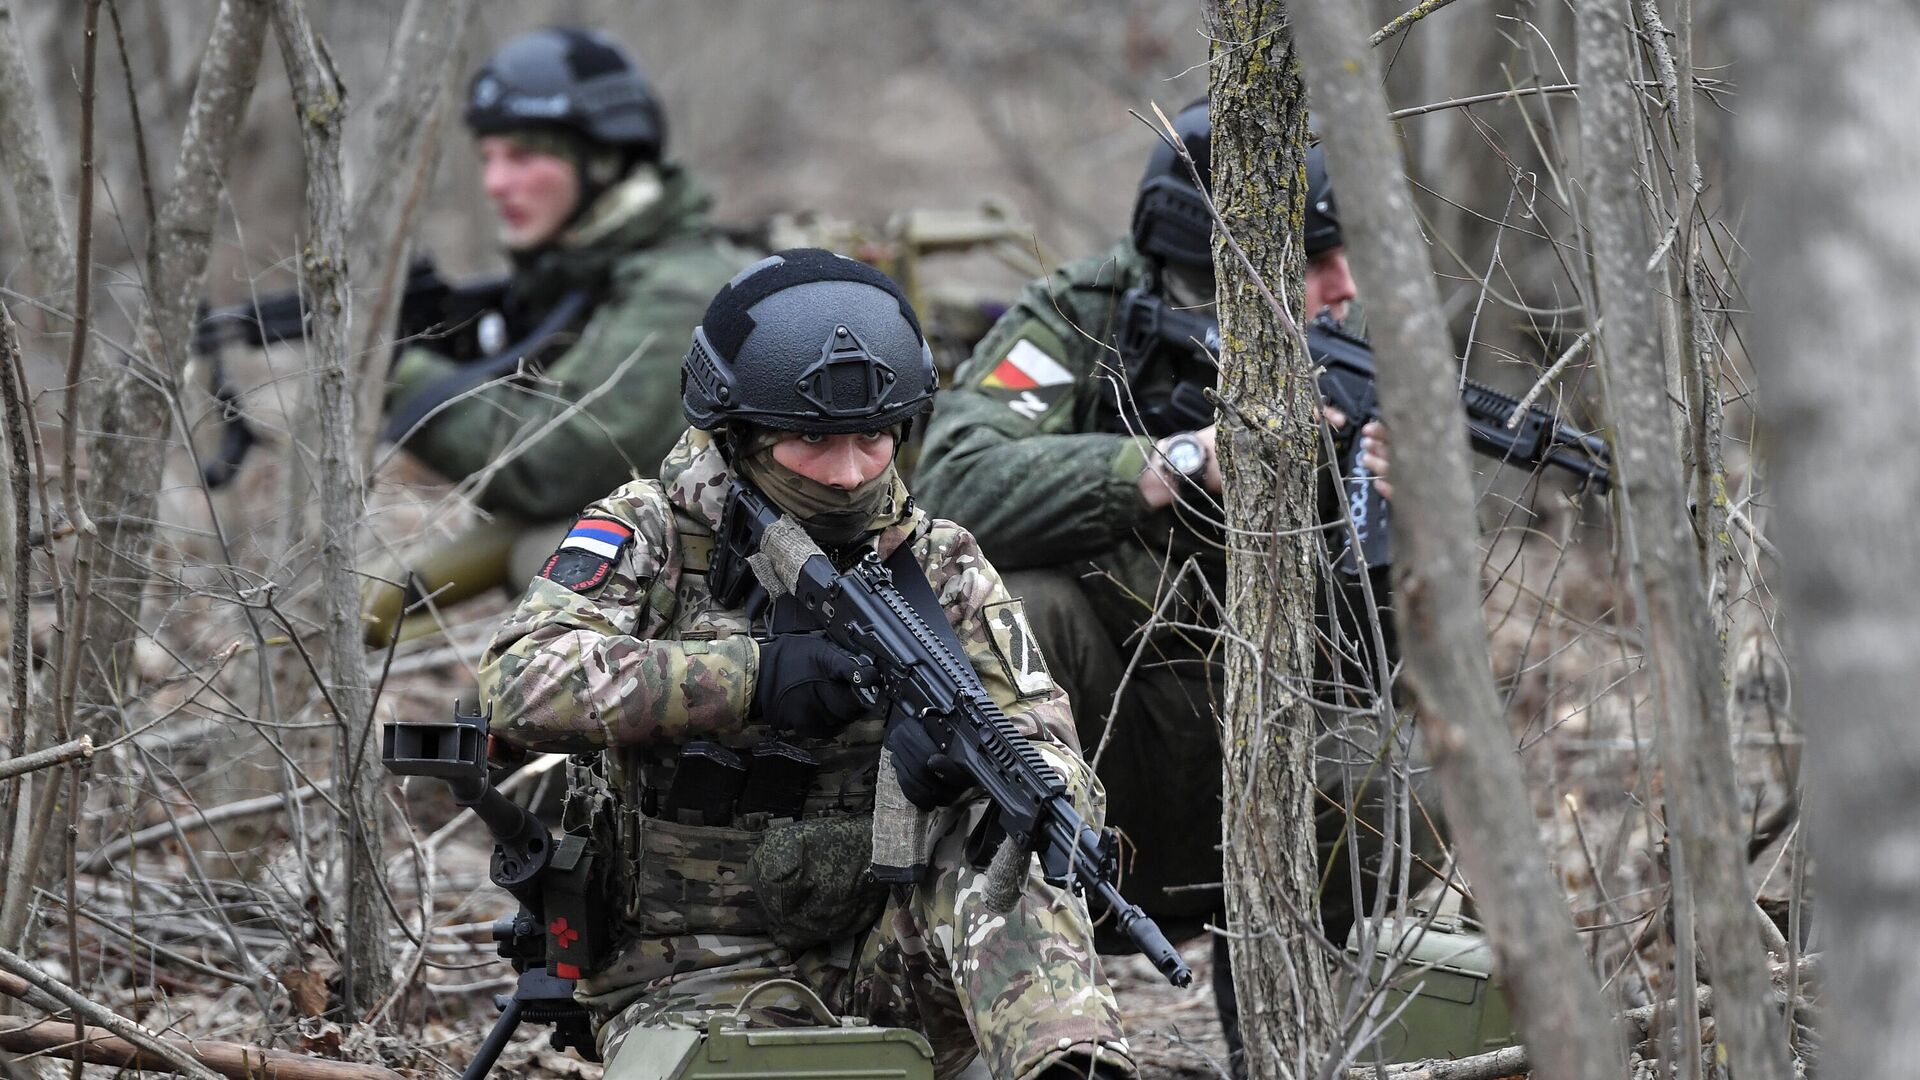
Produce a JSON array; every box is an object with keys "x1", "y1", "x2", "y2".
[{"x1": 980, "y1": 339, "x2": 1074, "y2": 392}]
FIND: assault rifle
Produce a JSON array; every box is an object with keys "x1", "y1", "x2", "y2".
[
  {"x1": 1113, "y1": 290, "x2": 1612, "y2": 575},
  {"x1": 708, "y1": 480, "x2": 1195, "y2": 989},
  {"x1": 383, "y1": 702, "x2": 605, "y2": 1079},
  {"x1": 195, "y1": 258, "x2": 511, "y2": 488}
]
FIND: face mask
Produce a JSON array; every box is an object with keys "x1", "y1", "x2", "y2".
[{"x1": 736, "y1": 437, "x2": 901, "y2": 547}]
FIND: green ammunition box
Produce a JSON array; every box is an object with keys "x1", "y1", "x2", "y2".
[
  {"x1": 1345, "y1": 916, "x2": 1517, "y2": 1062},
  {"x1": 602, "y1": 981, "x2": 935, "y2": 1080}
]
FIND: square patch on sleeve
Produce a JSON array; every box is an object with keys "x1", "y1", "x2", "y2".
[
  {"x1": 974, "y1": 332, "x2": 1076, "y2": 423},
  {"x1": 982, "y1": 598, "x2": 1054, "y2": 700},
  {"x1": 541, "y1": 517, "x2": 632, "y2": 593}
]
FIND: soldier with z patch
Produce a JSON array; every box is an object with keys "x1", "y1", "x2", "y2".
[
  {"x1": 915, "y1": 100, "x2": 1449, "y2": 1074},
  {"x1": 481, "y1": 250, "x2": 1135, "y2": 1080}
]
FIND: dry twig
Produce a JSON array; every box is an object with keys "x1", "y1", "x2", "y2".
[
  {"x1": 0, "y1": 943, "x2": 225, "y2": 1080},
  {"x1": 0, "y1": 1016, "x2": 406, "y2": 1080}
]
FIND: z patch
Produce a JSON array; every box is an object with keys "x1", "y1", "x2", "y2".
[
  {"x1": 541, "y1": 517, "x2": 632, "y2": 594},
  {"x1": 982, "y1": 598, "x2": 1053, "y2": 700},
  {"x1": 977, "y1": 338, "x2": 1074, "y2": 421}
]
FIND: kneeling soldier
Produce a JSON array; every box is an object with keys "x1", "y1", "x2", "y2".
[{"x1": 480, "y1": 250, "x2": 1136, "y2": 1080}]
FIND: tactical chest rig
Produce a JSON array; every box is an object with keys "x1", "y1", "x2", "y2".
[{"x1": 572, "y1": 498, "x2": 889, "y2": 945}]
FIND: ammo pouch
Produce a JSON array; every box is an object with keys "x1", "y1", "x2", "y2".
[
  {"x1": 614, "y1": 741, "x2": 883, "y2": 940},
  {"x1": 623, "y1": 809, "x2": 767, "y2": 936},
  {"x1": 571, "y1": 754, "x2": 764, "y2": 938},
  {"x1": 746, "y1": 813, "x2": 888, "y2": 953}
]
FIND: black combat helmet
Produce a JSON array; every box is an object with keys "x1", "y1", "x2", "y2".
[
  {"x1": 682, "y1": 249, "x2": 939, "y2": 438},
  {"x1": 465, "y1": 27, "x2": 667, "y2": 161},
  {"x1": 1130, "y1": 98, "x2": 1213, "y2": 269},
  {"x1": 1304, "y1": 143, "x2": 1343, "y2": 256},
  {"x1": 1132, "y1": 100, "x2": 1346, "y2": 263}
]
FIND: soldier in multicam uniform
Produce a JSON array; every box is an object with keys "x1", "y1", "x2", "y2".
[
  {"x1": 480, "y1": 249, "x2": 1136, "y2": 1080},
  {"x1": 913, "y1": 101, "x2": 1447, "y2": 1065},
  {"x1": 364, "y1": 27, "x2": 753, "y2": 647}
]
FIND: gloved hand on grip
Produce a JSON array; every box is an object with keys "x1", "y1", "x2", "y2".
[
  {"x1": 884, "y1": 719, "x2": 972, "y2": 809},
  {"x1": 753, "y1": 631, "x2": 879, "y2": 738}
]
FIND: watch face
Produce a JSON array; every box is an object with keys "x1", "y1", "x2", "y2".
[
  {"x1": 477, "y1": 311, "x2": 509, "y2": 356},
  {"x1": 1165, "y1": 436, "x2": 1206, "y2": 477}
]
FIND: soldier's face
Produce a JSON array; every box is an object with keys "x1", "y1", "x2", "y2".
[
  {"x1": 478, "y1": 136, "x2": 582, "y2": 251},
  {"x1": 1305, "y1": 246, "x2": 1357, "y2": 323},
  {"x1": 770, "y1": 431, "x2": 897, "y2": 490}
]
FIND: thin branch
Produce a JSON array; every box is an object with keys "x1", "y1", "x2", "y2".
[
  {"x1": 1507, "y1": 321, "x2": 1598, "y2": 427},
  {"x1": 0, "y1": 943, "x2": 226, "y2": 1080},
  {"x1": 80, "y1": 779, "x2": 332, "y2": 874},
  {"x1": 0, "y1": 307, "x2": 33, "y2": 735},
  {"x1": 0, "y1": 737, "x2": 92, "y2": 783},
  {"x1": 0, "y1": 1016, "x2": 408, "y2": 1080},
  {"x1": 56, "y1": 0, "x2": 105, "y2": 754},
  {"x1": 346, "y1": 0, "x2": 477, "y2": 461},
  {"x1": 1389, "y1": 83, "x2": 1577, "y2": 121},
  {"x1": 105, "y1": 0, "x2": 159, "y2": 272},
  {"x1": 271, "y1": 0, "x2": 390, "y2": 1015},
  {"x1": 1370, "y1": 0, "x2": 1466, "y2": 48}
]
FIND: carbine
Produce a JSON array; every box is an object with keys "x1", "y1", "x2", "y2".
[{"x1": 1112, "y1": 289, "x2": 1611, "y2": 575}]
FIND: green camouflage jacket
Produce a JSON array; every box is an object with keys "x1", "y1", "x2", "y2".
[
  {"x1": 389, "y1": 165, "x2": 751, "y2": 521},
  {"x1": 914, "y1": 240, "x2": 1222, "y2": 647}
]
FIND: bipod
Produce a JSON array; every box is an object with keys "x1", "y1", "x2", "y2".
[
  {"x1": 464, "y1": 965, "x2": 597, "y2": 1080},
  {"x1": 385, "y1": 702, "x2": 609, "y2": 1079}
]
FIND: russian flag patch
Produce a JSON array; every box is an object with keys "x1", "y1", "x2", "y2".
[{"x1": 541, "y1": 517, "x2": 633, "y2": 594}]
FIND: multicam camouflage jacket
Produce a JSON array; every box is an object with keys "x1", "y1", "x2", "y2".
[
  {"x1": 477, "y1": 427, "x2": 1096, "y2": 941},
  {"x1": 914, "y1": 239, "x2": 1224, "y2": 650},
  {"x1": 389, "y1": 165, "x2": 753, "y2": 522}
]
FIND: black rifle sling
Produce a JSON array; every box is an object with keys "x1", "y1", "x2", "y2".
[
  {"x1": 882, "y1": 533, "x2": 966, "y2": 662},
  {"x1": 381, "y1": 288, "x2": 593, "y2": 445}
]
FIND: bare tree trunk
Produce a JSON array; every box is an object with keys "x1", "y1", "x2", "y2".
[
  {"x1": 1206, "y1": 3, "x2": 1340, "y2": 1073},
  {"x1": 1286, "y1": 3, "x2": 1627, "y2": 1078},
  {"x1": 345, "y1": 0, "x2": 476, "y2": 460},
  {"x1": 270, "y1": 0, "x2": 388, "y2": 1020},
  {"x1": 0, "y1": 1, "x2": 72, "y2": 311},
  {"x1": 1738, "y1": 1, "x2": 1920, "y2": 1074},
  {"x1": 1575, "y1": 4, "x2": 1791, "y2": 1077},
  {"x1": 80, "y1": 0, "x2": 269, "y2": 728}
]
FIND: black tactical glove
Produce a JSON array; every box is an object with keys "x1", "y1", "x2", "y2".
[
  {"x1": 753, "y1": 632, "x2": 878, "y2": 738},
  {"x1": 883, "y1": 719, "x2": 972, "y2": 809}
]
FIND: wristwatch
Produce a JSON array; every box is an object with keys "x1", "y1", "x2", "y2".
[{"x1": 1160, "y1": 432, "x2": 1208, "y2": 481}]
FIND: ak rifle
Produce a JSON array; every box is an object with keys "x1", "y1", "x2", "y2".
[
  {"x1": 708, "y1": 480, "x2": 1195, "y2": 988},
  {"x1": 1113, "y1": 290, "x2": 1611, "y2": 575}
]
